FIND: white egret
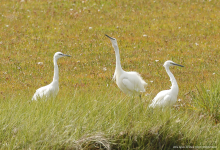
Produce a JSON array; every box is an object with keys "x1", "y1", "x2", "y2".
[
  {"x1": 149, "y1": 60, "x2": 184, "y2": 108},
  {"x1": 105, "y1": 34, "x2": 147, "y2": 96},
  {"x1": 32, "y1": 52, "x2": 71, "y2": 101}
]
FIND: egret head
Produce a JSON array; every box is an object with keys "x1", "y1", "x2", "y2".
[
  {"x1": 105, "y1": 34, "x2": 118, "y2": 47},
  {"x1": 163, "y1": 60, "x2": 184, "y2": 68},
  {"x1": 54, "y1": 52, "x2": 71, "y2": 60}
]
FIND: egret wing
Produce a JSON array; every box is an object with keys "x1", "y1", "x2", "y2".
[
  {"x1": 134, "y1": 72, "x2": 147, "y2": 86},
  {"x1": 122, "y1": 78, "x2": 135, "y2": 92},
  {"x1": 127, "y1": 72, "x2": 147, "y2": 91},
  {"x1": 157, "y1": 95, "x2": 172, "y2": 107},
  {"x1": 149, "y1": 90, "x2": 169, "y2": 107},
  {"x1": 32, "y1": 85, "x2": 49, "y2": 100}
]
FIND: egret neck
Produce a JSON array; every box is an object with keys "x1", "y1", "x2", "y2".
[
  {"x1": 114, "y1": 44, "x2": 123, "y2": 76},
  {"x1": 164, "y1": 66, "x2": 179, "y2": 95},
  {"x1": 53, "y1": 56, "x2": 59, "y2": 83}
]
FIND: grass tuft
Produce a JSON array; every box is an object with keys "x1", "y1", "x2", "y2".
[{"x1": 191, "y1": 81, "x2": 220, "y2": 123}]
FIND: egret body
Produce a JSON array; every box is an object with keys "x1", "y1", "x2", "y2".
[
  {"x1": 32, "y1": 52, "x2": 71, "y2": 101},
  {"x1": 149, "y1": 60, "x2": 184, "y2": 108},
  {"x1": 105, "y1": 34, "x2": 147, "y2": 95}
]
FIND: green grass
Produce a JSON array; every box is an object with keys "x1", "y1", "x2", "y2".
[
  {"x1": 191, "y1": 81, "x2": 220, "y2": 124},
  {"x1": 0, "y1": 0, "x2": 220, "y2": 149}
]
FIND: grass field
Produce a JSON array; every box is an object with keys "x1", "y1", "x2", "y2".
[{"x1": 0, "y1": 0, "x2": 219, "y2": 149}]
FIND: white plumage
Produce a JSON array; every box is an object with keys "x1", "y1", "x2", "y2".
[
  {"x1": 32, "y1": 52, "x2": 71, "y2": 101},
  {"x1": 149, "y1": 60, "x2": 184, "y2": 108},
  {"x1": 106, "y1": 34, "x2": 147, "y2": 95}
]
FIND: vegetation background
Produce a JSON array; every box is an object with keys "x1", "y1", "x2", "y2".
[{"x1": 0, "y1": 0, "x2": 219, "y2": 149}]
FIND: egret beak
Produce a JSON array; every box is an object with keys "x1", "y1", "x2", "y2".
[
  {"x1": 105, "y1": 34, "x2": 115, "y2": 40},
  {"x1": 171, "y1": 63, "x2": 184, "y2": 67},
  {"x1": 63, "y1": 54, "x2": 71, "y2": 57}
]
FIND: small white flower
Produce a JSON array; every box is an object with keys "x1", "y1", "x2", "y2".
[
  {"x1": 89, "y1": 27, "x2": 92, "y2": 29},
  {"x1": 70, "y1": 9, "x2": 73, "y2": 11},
  {"x1": 150, "y1": 81, "x2": 153, "y2": 83},
  {"x1": 213, "y1": 73, "x2": 215, "y2": 75},
  {"x1": 37, "y1": 62, "x2": 43, "y2": 65},
  {"x1": 155, "y1": 60, "x2": 159, "y2": 62},
  {"x1": 195, "y1": 43, "x2": 199, "y2": 46},
  {"x1": 143, "y1": 34, "x2": 147, "y2": 37},
  {"x1": 5, "y1": 25, "x2": 9, "y2": 27},
  {"x1": 145, "y1": 93, "x2": 150, "y2": 96},
  {"x1": 103, "y1": 67, "x2": 107, "y2": 71},
  {"x1": 176, "y1": 118, "x2": 181, "y2": 123}
]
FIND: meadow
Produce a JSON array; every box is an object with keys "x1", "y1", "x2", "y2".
[{"x1": 0, "y1": 0, "x2": 219, "y2": 149}]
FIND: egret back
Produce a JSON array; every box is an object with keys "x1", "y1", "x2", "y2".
[{"x1": 117, "y1": 71, "x2": 147, "y2": 95}]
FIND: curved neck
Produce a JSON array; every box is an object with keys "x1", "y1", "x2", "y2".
[
  {"x1": 114, "y1": 45, "x2": 123, "y2": 73},
  {"x1": 165, "y1": 66, "x2": 178, "y2": 90},
  {"x1": 53, "y1": 57, "x2": 59, "y2": 82}
]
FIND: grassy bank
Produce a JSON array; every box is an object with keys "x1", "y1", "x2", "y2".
[{"x1": 0, "y1": 84, "x2": 219, "y2": 149}]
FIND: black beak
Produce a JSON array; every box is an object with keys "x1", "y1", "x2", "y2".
[
  {"x1": 63, "y1": 54, "x2": 71, "y2": 57},
  {"x1": 105, "y1": 34, "x2": 115, "y2": 40},
  {"x1": 171, "y1": 63, "x2": 184, "y2": 67}
]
